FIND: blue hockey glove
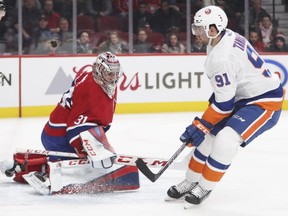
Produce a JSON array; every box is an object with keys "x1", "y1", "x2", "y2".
[{"x1": 180, "y1": 117, "x2": 213, "y2": 147}]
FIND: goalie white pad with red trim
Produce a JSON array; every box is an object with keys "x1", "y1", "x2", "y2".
[
  {"x1": 23, "y1": 159, "x2": 140, "y2": 195},
  {"x1": 81, "y1": 127, "x2": 116, "y2": 168}
]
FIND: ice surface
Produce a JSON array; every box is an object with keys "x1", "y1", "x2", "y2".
[{"x1": 1, "y1": 112, "x2": 288, "y2": 216}]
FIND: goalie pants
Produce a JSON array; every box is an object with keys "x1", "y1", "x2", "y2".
[
  {"x1": 41, "y1": 131, "x2": 76, "y2": 161},
  {"x1": 186, "y1": 105, "x2": 282, "y2": 190}
]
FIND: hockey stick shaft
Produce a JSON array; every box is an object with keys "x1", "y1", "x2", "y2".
[
  {"x1": 135, "y1": 142, "x2": 187, "y2": 182},
  {"x1": 16, "y1": 148, "x2": 79, "y2": 158},
  {"x1": 15, "y1": 147, "x2": 172, "y2": 168}
]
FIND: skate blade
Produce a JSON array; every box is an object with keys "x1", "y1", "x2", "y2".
[
  {"x1": 164, "y1": 196, "x2": 185, "y2": 202},
  {"x1": 184, "y1": 201, "x2": 195, "y2": 209}
]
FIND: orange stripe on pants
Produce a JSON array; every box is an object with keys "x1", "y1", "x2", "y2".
[{"x1": 242, "y1": 110, "x2": 273, "y2": 141}]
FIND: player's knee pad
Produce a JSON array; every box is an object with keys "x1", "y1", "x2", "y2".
[
  {"x1": 211, "y1": 126, "x2": 243, "y2": 164},
  {"x1": 12, "y1": 153, "x2": 48, "y2": 184}
]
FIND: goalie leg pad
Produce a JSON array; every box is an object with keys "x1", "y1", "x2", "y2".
[
  {"x1": 54, "y1": 165, "x2": 140, "y2": 194},
  {"x1": 5, "y1": 153, "x2": 48, "y2": 184}
]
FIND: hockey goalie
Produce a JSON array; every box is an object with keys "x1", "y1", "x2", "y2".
[{"x1": 0, "y1": 52, "x2": 140, "y2": 195}]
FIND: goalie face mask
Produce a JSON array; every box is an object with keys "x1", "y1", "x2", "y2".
[{"x1": 92, "y1": 52, "x2": 123, "y2": 98}]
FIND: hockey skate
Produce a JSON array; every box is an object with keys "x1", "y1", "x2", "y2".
[
  {"x1": 0, "y1": 159, "x2": 26, "y2": 177},
  {"x1": 184, "y1": 184, "x2": 211, "y2": 208},
  {"x1": 165, "y1": 179, "x2": 197, "y2": 201},
  {"x1": 23, "y1": 172, "x2": 51, "y2": 195}
]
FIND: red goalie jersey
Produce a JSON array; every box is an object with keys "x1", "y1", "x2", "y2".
[{"x1": 42, "y1": 70, "x2": 118, "y2": 157}]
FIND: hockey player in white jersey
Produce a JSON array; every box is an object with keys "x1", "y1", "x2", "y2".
[{"x1": 166, "y1": 5, "x2": 284, "y2": 207}]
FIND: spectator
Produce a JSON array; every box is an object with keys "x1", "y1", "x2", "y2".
[
  {"x1": 97, "y1": 31, "x2": 128, "y2": 54},
  {"x1": 259, "y1": 13, "x2": 277, "y2": 48},
  {"x1": 161, "y1": 32, "x2": 185, "y2": 53},
  {"x1": 112, "y1": 0, "x2": 138, "y2": 32},
  {"x1": 3, "y1": 28, "x2": 18, "y2": 55},
  {"x1": 191, "y1": 0, "x2": 203, "y2": 16},
  {"x1": 83, "y1": 0, "x2": 113, "y2": 18},
  {"x1": 12, "y1": 0, "x2": 42, "y2": 54},
  {"x1": 238, "y1": 0, "x2": 268, "y2": 35},
  {"x1": 267, "y1": 33, "x2": 288, "y2": 52},
  {"x1": 76, "y1": 30, "x2": 93, "y2": 54},
  {"x1": 133, "y1": 1, "x2": 153, "y2": 34},
  {"x1": 15, "y1": 0, "x2": 41, "y2": 9},
  {"x1": 0, "y1": 0, "x2": 16, "y2": 39},
  {"x1": 216, "y1": 0, "x2": 239, "y2": 32},
  {"x1": 51, "y1": 0, "x2": 84, "y2": 20},
  {"x1": 133, "y1": 28, "x2": 153, "y2": 53},
  {"x1": 248, "y1": 27, "x2": 265, "y2": 52},
  {"x1": 41, "y1": 0, "x2": 61, "y2": 33},
  {"x1": 217, "y1": 0, "x2": 244, "y2": 20},
  {"x1": 57, "y1": 17, "x2": 73, "y2": 54},
  {"x1": 152, "y1": 0, "x2": 182, "y2": 35},
  {"x1": 29, "y1": 14, "x2": 58, "y2": 54},
  {"x1": 83, "y1": 0, "x2": 113, "y2": 32},
  {"x1": 191, "y1": 35, "x2": 206, "y2": 52}
]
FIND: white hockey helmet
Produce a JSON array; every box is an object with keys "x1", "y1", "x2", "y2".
[
  {"x1": 92, "y1": 52, "x2": 123, "y2": 98},
  {"x1": 192, "y1": 5, "x2": 228, "y2": 39}
]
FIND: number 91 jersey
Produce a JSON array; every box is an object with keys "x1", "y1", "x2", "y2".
[{"x1": 204, "y1": 29, "x2": 283, "y2": 113}]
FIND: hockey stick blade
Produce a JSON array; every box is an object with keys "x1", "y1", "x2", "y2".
[
  {"x1": 136, "y1": 142, "x2": 187, "y2": 182},
  {"x1": 135, "y1": 158, "x2": 158, "y2": 182}
]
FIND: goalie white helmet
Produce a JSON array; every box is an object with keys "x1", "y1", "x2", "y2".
[
  {"x1": 191, "y1": 5, "x2": 228, "y2": 39},
  {"x1": 92, "y1": 52, "x2": 123, "y2": 98}
]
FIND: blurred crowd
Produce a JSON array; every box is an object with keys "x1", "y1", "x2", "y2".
[{"x1": 0, "y1": 0, "x2": 287, "y2": 55}]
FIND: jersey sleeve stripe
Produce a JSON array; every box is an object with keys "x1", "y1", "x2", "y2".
[
  {"x1": 202, "y1": 104, "x2": 232, "y2": 125},
  {"x1": 67, "y1": 122, "x2": 98, "y2": 131},
  {"x1": 48, "y1": 121, "x2": 67, "y2": 127}
]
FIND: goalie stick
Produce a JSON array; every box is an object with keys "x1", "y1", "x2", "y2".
[
  {"x1": 15, "y1": 148, "x2": 178, "y2": 169},
  {"x1": 135, "y1": 142, "x2": 187, "y2": 182}
]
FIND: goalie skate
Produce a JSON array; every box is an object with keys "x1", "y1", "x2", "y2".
[
  {"x1": 0, "y1": 160, "x2": 16, "y2": 176},
  {"x1": 23, "y1": 172, "x2": 51, "y2": 195},
  {"x1": 165, "y1": 179, "x2": 197, "y2": 201}
]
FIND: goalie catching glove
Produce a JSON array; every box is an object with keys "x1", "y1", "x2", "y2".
[{"x1": 180, "y1": 117, "x2": 213, "y2": 147}]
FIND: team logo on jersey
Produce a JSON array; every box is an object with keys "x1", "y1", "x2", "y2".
[
  {"x1": 265, "y1": 59, "x2": 288, "y2": 86},
  {"x1": 205, "y1": 8, "x2": 211, "y2": 14}
]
